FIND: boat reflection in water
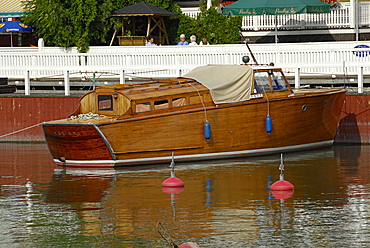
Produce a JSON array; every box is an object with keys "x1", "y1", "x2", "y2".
[
  {"x1": 40, "y1": 146, "x2": 369, "y2": 246},
  {"x1": 1, "y1": 143, "x2": 369, "y2": 247}
]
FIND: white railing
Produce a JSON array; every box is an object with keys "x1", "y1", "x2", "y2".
[
  {"x1": 182, "y1": 2, "x2": 370, "y2": 30},
  {"x1": 1, "y1": 42, "x2": 369, "y2": 75},
  {"x1": 0, "y1": 41, "x2": 369, "y2": 95},
  {"x1": 1, "y1": 42, "x2": 369, "y2": 73}
]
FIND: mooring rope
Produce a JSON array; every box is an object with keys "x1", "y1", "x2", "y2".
[
  {"x1": 187, "y1": 82, "x2": 208, "y2": 121},
  {"x1": 157, "y1": 222, "x2": 178, "y2": 248},
  {"x1": 0, "y1": 122, "x2": 43, "y2": 139},
  {"x1": 69, "y1": 112, "x2": 106, "y2": 120},
  {"x1": 0, "y1": 113, "x2": 107, "y2": 139}
]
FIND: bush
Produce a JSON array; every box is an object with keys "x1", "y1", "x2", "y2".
[{"x1": 176, "y1": 6, "x2": 242, "y2": 45}]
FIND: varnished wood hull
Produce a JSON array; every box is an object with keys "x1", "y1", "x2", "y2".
[{"x1": 42, "y1": 89, "x2": 346, "y2": 167}]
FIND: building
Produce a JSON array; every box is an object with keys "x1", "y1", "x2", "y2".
[{"x1": 0, "y1": 0, "x2": 24, "y2": 21}]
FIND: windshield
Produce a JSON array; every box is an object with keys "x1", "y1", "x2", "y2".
[{"x1": 254, "y1": 70, "x2": 289, "y2": 93}]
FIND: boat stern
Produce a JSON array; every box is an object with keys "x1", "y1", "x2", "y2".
[{"x1": 42, "y1": 122, "x2": 116, "y2": 168}]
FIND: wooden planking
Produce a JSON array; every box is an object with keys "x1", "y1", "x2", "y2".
[
  {"x1": 98, "y1": 90, "x2": 346, "y2": 161},
  {"x1": 43, "y1": 125, "x2": 113, "y2": 160}
]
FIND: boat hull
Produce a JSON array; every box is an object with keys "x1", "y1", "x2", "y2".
[
  {"x1": 42, "y1": 124, "x2": 115, "y2": 167},
  {"x1": 42, "y1": 89, "x2": 346, "y2": 167}
]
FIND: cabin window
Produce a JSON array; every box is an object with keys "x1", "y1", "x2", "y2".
[
  {"x1": 98, "y1": 95, "x2": 113, "y2": 111},
  {"x1": 136, "y1": 102, "x2": 151, "y2": 113},
  {"x1": 254, "y1": 72, "x2": 271, "y2": 93},
  {"x1": 270, "y1": 71, "x2": 289, "y2": 91},
  {"x1": 154, "y1": 99, "x2": 169, "y2": 110},
  {"x1": 172, "y1": 98, "x2": 187, "y2": 107}
]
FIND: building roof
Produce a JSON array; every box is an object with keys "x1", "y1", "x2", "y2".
[
  {"x1": 0, "y1": 0, "x2": 26, "y2": 18},
  {"x1": 111, "y1": 2, "x2": 178, "y2": 17}
]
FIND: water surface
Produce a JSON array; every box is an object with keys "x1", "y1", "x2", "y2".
[{"x1": 0, "y1": 143, "x2": 369, "y2": 247}]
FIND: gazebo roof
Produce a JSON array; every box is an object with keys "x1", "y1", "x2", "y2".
[{"x1": 111, "y1": 2, "x2": 178, "y2": 17}]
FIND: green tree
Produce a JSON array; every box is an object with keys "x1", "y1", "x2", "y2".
[
  {"x1": 21, "y1": 0, "x2": 178, "y2": 52},
  {"x1": 21, "y1": 1, "x2": 240, "y2": 51},
  {"x1": 22, "y1": 0, "x2": 114, "y2": 52}
]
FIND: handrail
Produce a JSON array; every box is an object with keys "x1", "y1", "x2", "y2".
[{"x1": 1, "y1": 42, "x2": 369, "y2": 95}]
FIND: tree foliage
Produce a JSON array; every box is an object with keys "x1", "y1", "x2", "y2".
[
  {"x1": 22, "y1": 0, "x2": 111, "y2": 52},
  {"x1": 21, "y1": 0, "x2": 241, "y2": 51},
  {"x1": 21, "y1": 0, "x2": 178, "y2": 52},
  {"x1": 177, "y1": 6, "x2": 242, "y2": 44}
]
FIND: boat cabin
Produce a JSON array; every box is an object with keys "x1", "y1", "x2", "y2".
[{"x1": 73, "y1": 65, "x2": 292, "y2": 119}]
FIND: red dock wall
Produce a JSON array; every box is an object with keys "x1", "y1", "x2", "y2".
[
  {"x1": 335, "y1": 94, "x2": 370, "y2": 144},
  {"x1": 0, "y1": 95, "x2": 80, "y2": 142},
  {"x1": 0, "y1": 94, "x2": 369, "y2": 144}
]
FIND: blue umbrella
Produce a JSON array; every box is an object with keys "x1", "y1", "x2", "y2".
[{"x1": 0, "y1": 21, "x2": 32, "y2": 47}]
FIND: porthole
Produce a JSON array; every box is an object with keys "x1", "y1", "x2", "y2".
[
  {"x1": 323, "y1": 100, "x2": 328, "y2": 106},
  {"x1": 302, "y1": 105, "x2": 307, "y2": 112}
]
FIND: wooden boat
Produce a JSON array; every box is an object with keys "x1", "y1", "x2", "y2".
[{"x1": 42, "y1": 62, "x2": 346, "y2": 167}]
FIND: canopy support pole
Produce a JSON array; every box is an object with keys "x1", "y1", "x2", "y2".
[
  {"x1": 110, "y1": 30, "x2": 117, "y2": 46},
  {"x1": 147, "y1": 16, "x2": 151, "y2": 37}
]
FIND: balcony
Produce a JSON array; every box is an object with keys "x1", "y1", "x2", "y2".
[{"x1": 181, "y1": 1, "x2": 370, "y2": 40}]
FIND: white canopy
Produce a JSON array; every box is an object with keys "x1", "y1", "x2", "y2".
[{"x1": 183, "y1": 65, "x2": 253, "y2": 104}]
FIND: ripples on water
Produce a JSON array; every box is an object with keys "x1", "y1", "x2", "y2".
[{"x1": 0, "y1": 143, "x2": 369, "y2": 247}]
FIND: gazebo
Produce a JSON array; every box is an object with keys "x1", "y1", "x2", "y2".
[{"x1": 111, "y1": 2, "x2": 178, "y2": 46}]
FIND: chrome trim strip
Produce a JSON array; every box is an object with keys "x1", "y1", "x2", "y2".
[{"x1": 56, "y1": 140, "x2": 333, "y2": 167}]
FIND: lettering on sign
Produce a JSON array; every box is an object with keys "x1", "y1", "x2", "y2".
[
  {"x1": 53, "y1": 131, "x2": 82, "y2": 136},
  {"x1": 239, "y1": 9, "x2": 257, "y2": 15},
  {"x1": 275, "y1": 8, "x2": 296, "y2": 14}
]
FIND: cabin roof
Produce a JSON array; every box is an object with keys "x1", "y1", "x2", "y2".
[
  {"x1": 94, "y1": 65, "x2": 253, "y2": 104},
  {"x1": 97, "y1": 78, "x2": 208, "y2": 101},
  {"x1": 183, "y1": 65, "x2": 253, "y2": 104}
]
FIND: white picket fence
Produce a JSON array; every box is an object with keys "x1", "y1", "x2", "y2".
[{"x1": 0, "y1": 41, "x2": 369, "y2": 95}]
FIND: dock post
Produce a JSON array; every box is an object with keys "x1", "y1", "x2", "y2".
[
  {"x1": 64, "y1": 70, "x2": 70, "y2": 96},
  {"x1": 120, "y1": 70, "x2": 125, "y2": 84},
  {"x1": 295, "y1": 68, "x2": 300, "y2": 89},
  {"x1": 358, "y1": 66, "x2": 363, "y2": 93},
  {"x1": 25, "y1": 70, "x2": 30, "y2": 95}
]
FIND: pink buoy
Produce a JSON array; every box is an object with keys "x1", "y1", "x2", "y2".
[
  {"x1": 178, "y1": 242, "x2": 201, "y2": 248},
  {"x1": 270, "y1": 180, "x2": 294, "y2": 191},
  {"x1": 270, "y1": 154, "x2": 294, "y2": 199},
  {"x1": 162, "y1": 177, "x2": 184, "y2": 188},
  {"x1": 162, "y1": 152, "x2": 184, "y2": 187}
]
